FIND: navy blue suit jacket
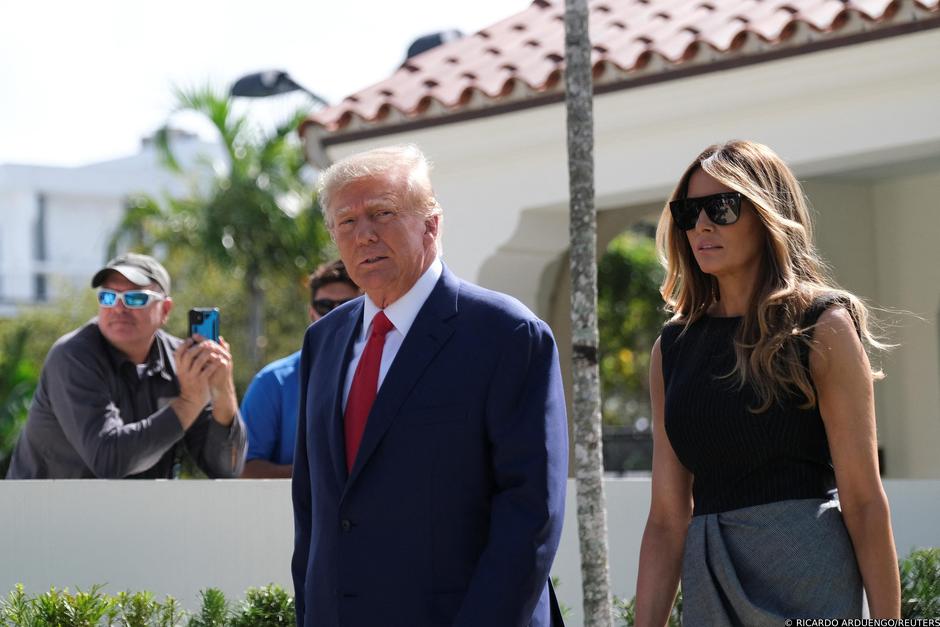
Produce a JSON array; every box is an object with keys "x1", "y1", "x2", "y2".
[{"x1": 292, "y1": 266, "x2": 568, "y2": 626}]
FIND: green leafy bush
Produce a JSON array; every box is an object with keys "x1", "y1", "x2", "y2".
[
  {"x1": 549, "y1": 576, "x2": 571, "y2": 620},
  {"x1": 901, "y1": 547, "x2": 940, "y2": 619},
  {"x1": 0, "y1": 329, "x2": 37, "y2": 476},
  {"x1": 598, "y1": 227, "x2": 666, "y2": 427},
  {"x1": 111, "y1": 590, "x2": 186, "y2": 627},
  {"x1": 0, "y1": 584, "x2": 291, "y2": 627},
  {"x1": 1, "y1": 584, "x2": 36, "y2": 626},
  {"x1": 188, "y1": 588, "x2": 229, "y2": 627},
  {"x1": 230, "y1": 585, "x2": 294, "y2": 627},
  {"x1": 614, "y1": 587, "x2": 681, "y2": 627},
  {"x1": 0, "y1": 288, "x2": 98, "y2": 476},
  {"x1": 11, "y1": 585, "x2": 114, "y2": 627}
]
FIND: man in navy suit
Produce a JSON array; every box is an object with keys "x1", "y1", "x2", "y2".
[{"x1": 292, "y1": 144, "x2": 568, "y2": 626}]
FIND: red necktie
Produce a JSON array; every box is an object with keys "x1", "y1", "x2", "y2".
[{"x1": 344, "y1": 311, "x2": 395, "y2": 472}]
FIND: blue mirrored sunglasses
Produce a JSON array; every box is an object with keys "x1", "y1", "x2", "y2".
[{"x1": 97, "y1": 288, "x2": 165, "y2": 309}]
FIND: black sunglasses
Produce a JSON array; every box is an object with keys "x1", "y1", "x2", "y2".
[
  {"x1": 312, "y1": 297, "x2": 355, "y2": 316},
  {"x1": 669, "y1": 192, "x2": 743, "y2": 231}
]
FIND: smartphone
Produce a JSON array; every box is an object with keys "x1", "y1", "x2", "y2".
[{"x1": 188, "y1": 307, "x2": 220, "y2": 343}]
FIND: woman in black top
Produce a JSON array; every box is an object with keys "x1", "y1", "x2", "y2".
[{"x1": 634, "y1": 140, "x2": 900, "y2": 625}]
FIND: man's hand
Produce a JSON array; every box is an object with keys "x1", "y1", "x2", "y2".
[
  {"x1": 206, "y1": 336, "x2": 238, "y2": 427},
  {"x1": 171, "y1": 337, "x2": 220, "y2": 430}
]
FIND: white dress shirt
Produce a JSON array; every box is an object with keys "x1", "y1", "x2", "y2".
[{"x1": 342, "y1": 257, "x2": 443, "y2": 410}]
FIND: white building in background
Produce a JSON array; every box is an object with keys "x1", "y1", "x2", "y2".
[
  {"x1": 301, "y1": 0, "x2": 940, "y2": 484},
  {"x1": 0, "y1": 131, "x2": 220, "y2": 315}
]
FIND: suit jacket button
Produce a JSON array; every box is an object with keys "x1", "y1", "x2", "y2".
[{"x1": 341, "y1": 519, "x2": 352, "y2": 532}]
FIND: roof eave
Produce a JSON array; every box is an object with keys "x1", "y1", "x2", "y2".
[{"x1": 300, "y1": 13, "x2": 940, "y2": 157}]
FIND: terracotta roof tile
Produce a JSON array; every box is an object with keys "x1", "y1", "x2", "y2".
[{"x1": 303, "y1": 0, "x2": 940, "y2": 136}]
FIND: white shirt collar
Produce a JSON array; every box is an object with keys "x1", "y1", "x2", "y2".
[{"x1": 360, "y1": 257, "x2": 443, "y2": 340}]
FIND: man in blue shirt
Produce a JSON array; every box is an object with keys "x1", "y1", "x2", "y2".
[{"x1": 240, "y1": 260, "x2": 360, "y2": 478}]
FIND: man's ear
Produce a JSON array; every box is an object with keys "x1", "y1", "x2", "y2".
[
  {"x1": 161, "y1": 297, "x2": 174, "y2": 323},
  {"x1": 424, "y1": 214, "x2": 440, "y2": 239}
]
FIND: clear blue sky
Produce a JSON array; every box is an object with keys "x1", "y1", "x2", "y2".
[{"x1": 0, "y1": 0, "x2": 530, "y2": 167}]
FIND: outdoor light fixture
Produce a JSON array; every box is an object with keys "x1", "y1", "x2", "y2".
[{"x1": 230, "y1": 70, "x2": 328, "y2": 107}]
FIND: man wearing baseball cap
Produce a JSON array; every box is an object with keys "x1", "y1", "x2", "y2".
[{"x1": 6, "y1": 252, "x2": 247, "y2": 479}]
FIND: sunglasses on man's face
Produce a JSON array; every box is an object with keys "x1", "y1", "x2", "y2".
[
  {"x1": 669, "y1": 192, "x2": 743, "y2": 231},
  {"x1": 312, "y1": 298, "x2": 355, "y2": 317},
  {"x1": 97, "y1": 288, "x2": 165, "y2": 309}
]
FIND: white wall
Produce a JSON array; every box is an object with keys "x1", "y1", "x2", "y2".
[
  {"x1": 871, "y1": 169, "x2": 940, "y2": 479},
  {"x1": 0, "y1": 481, "x2": 295, "y2": 609},
  {"x1": 1, "y1": 479, "x2": 937, "y2": 625},
  {"x1": 803, "y1": 170, "x2": 940, "y2": 479}
]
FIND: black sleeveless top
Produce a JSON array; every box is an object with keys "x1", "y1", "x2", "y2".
[{"x1": 661, "y1": 304, "x2": 840, "y2": 516}]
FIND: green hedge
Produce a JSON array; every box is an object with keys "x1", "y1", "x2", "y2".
[
  {"x1": 3, "y1": 548, "x2": 937, "y2": 625},
  {"x1": 901, "y1": 546, "x2": 940, "y2": 618},
  {"x1": 0, "y1": 583, "x2": 292, "y2": 627}
]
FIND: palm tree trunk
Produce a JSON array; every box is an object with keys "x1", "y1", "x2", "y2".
[
  {"x1": 247, "y1": 266, "x2": 265, "y2": 373},
  {"x1": 564, "y1": 0, "x2": 613, "y2": 625}
]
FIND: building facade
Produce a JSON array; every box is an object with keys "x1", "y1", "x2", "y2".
[
  {"x1": 0, "y1": 133, "x2": 219, "y2": 315},
  {"x1": 301, "y1": 0, "x2": 940, "y2": 478}
]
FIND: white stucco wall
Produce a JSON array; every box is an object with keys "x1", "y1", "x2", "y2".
[
  {"x1": 0, "y1": 481, "x2": 294, "y2": 610},
  {"x1": 1, "y1": 479, "x2": 937, "y2": 626},
  {"x1": 802, "y1": 171, "x2": 940, "y2": 479},
  {"x1": 871, "y1": 169, "x2": 940, "y2": 479}
]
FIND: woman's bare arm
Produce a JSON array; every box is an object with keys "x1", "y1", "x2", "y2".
[
  {"x1": 635, "y1": 336, "x2": 694, "y2": 627},
  {"x1": 811, "y1": 307, "x2": 900, "y2": 618}
]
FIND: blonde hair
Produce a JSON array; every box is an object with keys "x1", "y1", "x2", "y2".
[
  {"x1": 656, "y1": 140, "x2": 886, "y2": 412},
  {"x1": 316, "y1": 145, "x2": 443, "y2": 252}
]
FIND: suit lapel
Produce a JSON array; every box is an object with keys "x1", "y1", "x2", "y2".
[
  {"x1": 324, "y1": 300, "x2": 363, "y2": 487},
  {"x1": 343, "y1": 267, "x2": 460, "y2": 494}
]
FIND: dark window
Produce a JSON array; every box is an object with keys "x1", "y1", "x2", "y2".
[
  {"x1": 34, "y1": 193, "x2": 47, "y2": 262},
  {"x1": 34, "y1": 273, "x2": 47, "y2": 302}
]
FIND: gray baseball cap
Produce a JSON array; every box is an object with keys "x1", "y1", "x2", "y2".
[{"x1": 91, "y1": 253, "x2": 171, "y2": 295}]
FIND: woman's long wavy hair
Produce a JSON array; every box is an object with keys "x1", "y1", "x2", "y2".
[{"x1": 656, "y1": 140, "x2": 886, "y2": 412}]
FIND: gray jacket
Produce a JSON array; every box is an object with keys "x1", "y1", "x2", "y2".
[{"x1": 6, "y1": 321, "x2": 246, "y2": 479}]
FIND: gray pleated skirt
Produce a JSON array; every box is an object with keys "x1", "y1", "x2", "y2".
[{"x1": 681, "y1": 498, "x2": 863, "y2": 626}]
